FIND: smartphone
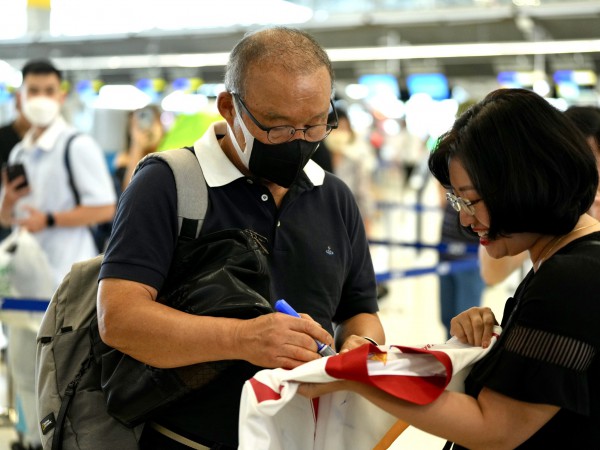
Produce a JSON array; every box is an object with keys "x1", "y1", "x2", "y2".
[
  {"x1": 6, "y1": 163, "x2": 29, "y2": 189},
  {"x1": 134, "y1": 107, "x2": 155, "y2": 130}
]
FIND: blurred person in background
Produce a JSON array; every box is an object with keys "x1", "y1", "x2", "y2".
[
  {"x1": 0, "y1": 96, "x2": 30, "y2": 173},
  {"x1": 0, "y1": 93, "x2": 30, "y2": 241},
  {"x1": 379, "y1": 116, "x2": 428, "y2": 191},
  {"x1": 324, "y1": 105, "x2": 389, "y2": 299},
  {"x1": 436, "y1": 100, "x2": 485, "y2": 338},
  {"x1": 114, "y1": 104, "x2": 165, "y2": 192},
  {"x1": 397, "y1": 117, "x2": 427, "y2": 190},
  {"x1": 323, "y1": 105, "x2": 377, "y2": 234},
  {"x1": 437, "y1": 183, "x2": 484, "y2": 339},
  {"x1": 310, "y1": 132, "x2": 333, "y2": 172},
  {"x1": 479, "y1": 104, "x2": 600, "y2": 287},
  {"x1": 0, "y1": 59, "x2": 116, "y2": 450}
]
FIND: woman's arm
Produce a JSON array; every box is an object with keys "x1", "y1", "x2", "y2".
[{"x1": 299, "y1": 382, "x2": 559, "y2": 450}]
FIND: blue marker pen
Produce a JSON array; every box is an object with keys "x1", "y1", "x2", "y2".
[{"x1": 275, "y1": 299, "x2": 336, "y2": 357}]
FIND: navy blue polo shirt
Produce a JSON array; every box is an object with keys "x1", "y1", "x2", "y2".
[
  {"x1": 100, "y1": 122, "x2": 378, "y2": 334},
  {"x1": 99, "y1": 122, "x2": 378, "y2": 445}
]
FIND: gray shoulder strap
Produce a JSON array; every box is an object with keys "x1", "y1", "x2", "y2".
[{"x1": 134, "y1": 148, "x2": 207, "y2": 239}]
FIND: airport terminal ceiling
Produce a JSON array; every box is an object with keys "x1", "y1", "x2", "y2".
[{"x1": 0, "y1": 0, "x2": 599, "y2": 85}]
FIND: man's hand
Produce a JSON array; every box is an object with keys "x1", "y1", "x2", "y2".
[
  {"x1": 234, "y1": 312, "x2": 335, "y2": 370},
  {"x1": 450, "y1": 307, "x2": 497, "y2": 348}
]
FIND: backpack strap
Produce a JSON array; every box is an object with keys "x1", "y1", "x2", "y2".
[
  {"x1": 134, "y1": 148, "x2": 207, "y2": 239},
  {"x1": 51, "y1": 350, "x2": 94, "y2": 450},
  {"x1": 64, "y1": 133, "x2": 82, "y2": 204}
]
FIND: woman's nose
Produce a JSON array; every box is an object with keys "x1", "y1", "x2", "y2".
[{"x1": 459, "y1": 209, "x2": 476, "y2": 227}]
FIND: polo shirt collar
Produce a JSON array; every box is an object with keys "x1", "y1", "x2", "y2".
[
  {"x1": 194, "y1": 120, "x2": 325, "y2": 188},
  {"x1": 21, "y1": 116, "x2": 68, "y2": 152}
]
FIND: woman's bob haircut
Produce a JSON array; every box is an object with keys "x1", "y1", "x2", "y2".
[{"x1": 429, "y1": 88, "x2": 598, "y2": 239}]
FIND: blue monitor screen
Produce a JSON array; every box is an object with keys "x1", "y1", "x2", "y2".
[
  {"x1": 358, "y1": 74, "x2": 400, "y2": 98},
  {"x1": 406, "y1": 73, "x2": 449, "y2": 100}
]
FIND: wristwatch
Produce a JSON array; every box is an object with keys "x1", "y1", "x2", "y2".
[
  {"x1": 46, "y1": 212, "x2": 55, "y2": 228},
  {"x1": 362, "y1": 336, "x2": 379, "y2": 346}
]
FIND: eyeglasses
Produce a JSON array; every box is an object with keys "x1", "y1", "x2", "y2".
[
  {"x1": 231, "y1": 93, "x2": 338, "y2": 144},
  {"x1": 446, "y1": 192, "x2": 481, "y2": 216}
]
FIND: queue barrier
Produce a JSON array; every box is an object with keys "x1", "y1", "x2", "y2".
[
  {"x1": 0, "y1": 239, "x2": 480, "y2": 314},
  {"x1": 369, "y1": 239, "x2": 479, "y2": 255},
  {"x1": 376, "y1": 201, "x2": 441, "y2": 213},
  {"x1": 0, "y1": 297, "x2": 48, "y2": 332},
  {"x1": 375, "y1": 259, "x2": 479, "y2": 283}
]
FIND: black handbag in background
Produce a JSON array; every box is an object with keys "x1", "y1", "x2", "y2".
[{"x1": 93, "y1": 228, "x2": 274, "y2": 427}]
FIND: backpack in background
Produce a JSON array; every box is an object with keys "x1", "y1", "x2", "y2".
[{"x1": 35, "y1": 148, "x2": 207, "y2": 450}]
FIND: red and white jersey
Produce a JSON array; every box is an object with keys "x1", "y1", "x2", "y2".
[{"x1": 239, "y1": 328, "x2": 501, "y2": 450}]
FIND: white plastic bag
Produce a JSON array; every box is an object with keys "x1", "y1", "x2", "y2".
[
  {"x1": 0, "y1": 227, "x2": 54, "y2": 330},
  {"x1": 0, "y1": 227, "x2": 54, "y2": 447}
]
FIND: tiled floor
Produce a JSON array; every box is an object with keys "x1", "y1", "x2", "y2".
[{"x1": 0, "y1": 165, "x2": 518, "y2": 449}]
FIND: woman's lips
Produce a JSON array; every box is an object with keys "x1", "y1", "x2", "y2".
[{"x1": 474, "y1": 229, "x2": 489, "y2": 246}]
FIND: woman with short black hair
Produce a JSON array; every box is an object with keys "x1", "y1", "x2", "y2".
[{"x1": 300, "y1": 88, "x2": 600, "y2": 448}]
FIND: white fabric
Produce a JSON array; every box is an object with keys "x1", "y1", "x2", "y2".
[
  {"x1": 0, "y1": 227, "x2": 54, "y2": 330},
  {"x1": 0, "y1": 227, "x2": 54, "y2": 298},
  {"x1": 239, "y1": 328, "x2": 501, "y2": 450},
  {"x1": 193, "y1": 121, "x2": 325, "y2": 188},
  {"x1": 9, "y1": 116, "x2": 116, "y2": 288}
]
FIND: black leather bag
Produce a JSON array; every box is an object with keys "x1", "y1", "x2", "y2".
[{"x1": 93, "y1": 228, "x2": 273, "y2": 427}]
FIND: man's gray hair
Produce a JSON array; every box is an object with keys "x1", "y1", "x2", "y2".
[{"x1": 224, "y1": 26, "x2": 334, "y2": 97}]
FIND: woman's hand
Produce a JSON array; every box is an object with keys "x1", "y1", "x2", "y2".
[{"x1": 450, "y1": 307, "x2": 497, "y2": 348}]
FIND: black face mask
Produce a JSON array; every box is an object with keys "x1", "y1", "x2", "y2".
[{"x1": 248, "y1": 139, "x2": 320, "y2": 188}]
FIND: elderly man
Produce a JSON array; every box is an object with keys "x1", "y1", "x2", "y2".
[{"x1": 98, "y1": 26, "x2": 384, "y2": 449}]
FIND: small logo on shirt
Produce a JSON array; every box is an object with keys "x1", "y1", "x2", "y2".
[{"x1": 325, "y1": 246, "x2": 334, "y2": 255}]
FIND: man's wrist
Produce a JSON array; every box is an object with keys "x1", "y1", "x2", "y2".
[
  {"x1": 46, "y1": 212, "x2": 55, "y2": 228},
  {"x1": 0, "y1": 211, "x2": 12, "y2": 228}
]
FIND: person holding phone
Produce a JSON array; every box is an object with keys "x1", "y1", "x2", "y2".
[
  {"x1": 113, "y1": 104, "x2": 165, "y2": 193},
  {"x1": 0, "y1": 59, "x2": 116, "y2": 284},
  {"x1": 0, "y1": 60, "x2": 117, "y2": 450},
  {"x1": 0, "y1": 95, "x2": 31, "y2": 240}
]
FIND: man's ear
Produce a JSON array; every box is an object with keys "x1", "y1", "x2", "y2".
[
  {"x1": 217, "y1": 91, "x2": 236, "y2": 127},
  {"x1": 15, "y1": 91, "x2": 23, "y2": 111}
]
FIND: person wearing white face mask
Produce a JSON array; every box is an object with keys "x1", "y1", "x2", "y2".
[
  {"x1": 0, "y1": 59, "x2": 116, "y2": 284},
  {"x1": 0, "y1": 59, "x2": 116, "y2": 450},
  {"x1": 323, "y1": 105, "x2": 377, "y2": 235}
]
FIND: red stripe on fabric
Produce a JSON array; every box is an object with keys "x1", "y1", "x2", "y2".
[
  {"x1": 324, "y1": 342, "x2": 376, "y2": 382},
  {"x1": 370, "y1": 374, "x2": 447, "y2": 405},
  {"x1": 312, "y1": 397, "x2": 319, "y2": 419},
  {"x1": 324, "y1": 343, "x2": 454, "y2": 405},
  {"x1": 249, "y1": 377, "x2": 281, "y2": 403},
  {"x1": 393, "y1": 346, "x2": 454, "y2": 388}
]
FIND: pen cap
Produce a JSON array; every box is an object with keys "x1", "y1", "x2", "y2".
[{"x1": 274, "y1": 299, "x2": 301, "y2": 318}]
